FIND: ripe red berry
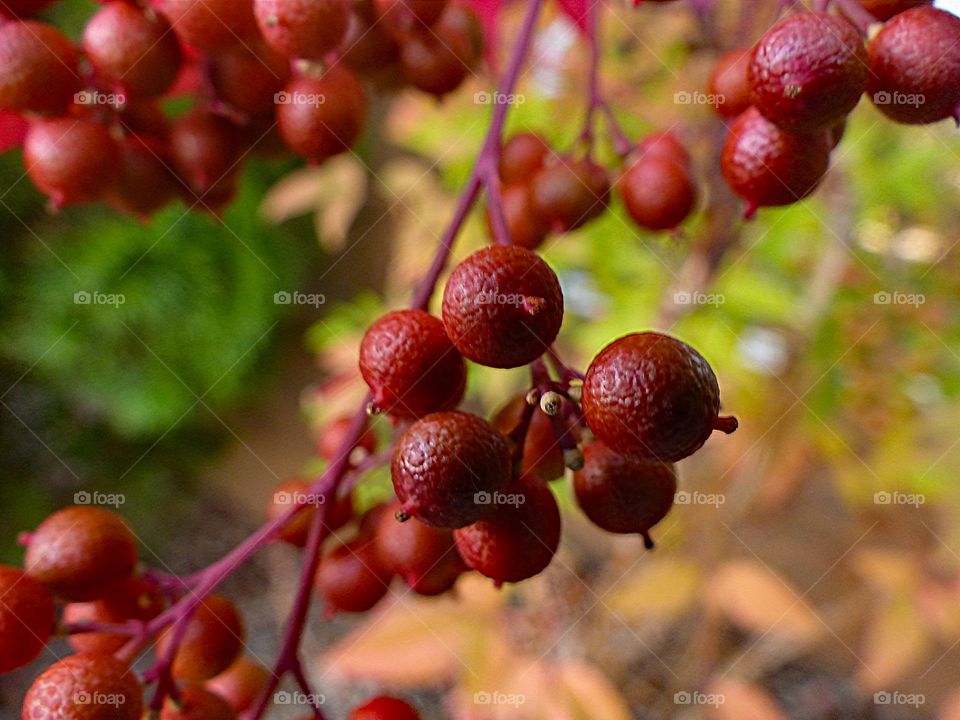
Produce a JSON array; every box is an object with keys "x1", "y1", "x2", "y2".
[
  {"x1": 318, "y1": 416, "x2": 378, "y2": 463},
  {"x1": 157, "y1": 0, "x2": 258, "y2": 51},
  {"x1": 392, "y1": 411, "x2": 511, "y2": 528},
  {"x1": 106, "y1": 135, "x2": 179, "y2": 219},
  {"x1": 204, "y1": 658, "x2": 270, "y2": 714},
  {"x1": 405, "y1": 548, "x2": 465, "y2": 596},
  {"x1": 209, "y1": 41, "x2": 291, "y2": 116},
  {"x1": 350, "y1": 695, "x2": 421, "y2": 720},
  {"x1": 254, "y1": 0, "x2": 350, "y2": 59},
  {"x1": 619, "y1": 156, "x2": 697, "y2": 231},
  {"x1": 155, "y1": 594, "x2": 244, "y2": 682},
  {"x1": 581, "y1": 332, "x2": 737, "y2": 462},
  {"x1": 721, "y1": 106, "x2": 830, "y2": 217},
  {"x1": 442, "y1": 245, "x2": 564, "y2": 369},
  {"x1": 491, "y1": 394, "x2": 566, "y2": 482},
  {"x1": 453, "y1": 473, "x2": 561, "y2": 586},
  {"x1": 375, "y1": 0, "x2": 448, "y2": 33},
  {"x1": 160, "y1": 686, "x2": 236, "y2": 720},
  {"x1": 315, "y1": 539, "x2": 392, "y2": 613},
  {"x1": 337, "y1": 7, "x2": 402, "y2": 77},
  {"x1": 867, "y1": 7, "x2": 960, "y2": 125},
  {"x1": 636, "y1": 130, "x2": 691, "y2": 167},
  {"x1": 266, "y1": 478, "x2": 334, "y2": 547},
  {"x1": 360, "y1": 310, "x2": 466, "y2": 418},
  {"x1": 374, "y1": 502, "x2": 459, "y2": 588},
  {"x1": 748, "y1": 12, "x2": 867, "y2": 132},
  {"x1": 63, "y1": 576, "x2": 165, "y2": 655},
  {"x1": 0, "y1": 20, "x2": 80, "y2": 115},
  {"x1": 859, "y1": 0, "x2": 931, "y2": 20},
  {"x1": 0, "y1": 564, "x2": 54, "y2": 673},
  {"x1": 24, "y1": 506, "x2": 137, "y2": 601},
  {"x1": 398, "y1": 18, "x2": 475, "y2": 97},
  {"x1": 530, "y1": 156, "x2": 610, "y2": 232},
  {"x1": 83, "y1": 3, "x2": 182, "y2": 99},
  {"x1": 486, "y1": 183, "x2": 550, "y2": 250},
  {"x1": 22, "y1": 653, "x2": 143, "y2": 720},
  {"x1": 499, "y1": 132, "x2": 552, "y2": 185},
  {"x1": 276, "y1": 66, "x2": 367, "y2": 163},
  {"x1": 168, "y1": 110, "x2": 242, "y2": 199},
  {"x1": 574, "y1": 442, "x2": 676, "y2": 548},
  {"x1": 708, "y1": 48, "x2": 752, "y2": 118}
]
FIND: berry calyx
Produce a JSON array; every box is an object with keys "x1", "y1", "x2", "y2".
[
  {"x1": 581, "y1": 332, "x2": 736, "y2": 462},
  {"x1": 374, "y1": 502, "x2": 460, "y2": 589},
  {"x1": 0, "y1": 564, "x2": 55, "y2": 673},
  {"x1": 22, "y1": 653, "x2": 143, "y2": 720},
  {"x1": 254, "y1": 0, "x2": 350, "y2": 60},
  {"x1": 442, "y1": 245, "x2": 564, "y2": 369},
  {"x1": 160, "y1": 686, "x2": 237, "y2": 720},
  {"x1": 350, "y1": 695, "x2": 422, "y2": 720},
  {"x1": 155, "y1": 594, "x2": 244, "y2": 682},
  {"x1": 315, "y1": 539, "x2": 392, "y2": 614},
  {"x1": 63, "y1": 576, "x2": 164, "y2": 655},
  {"x1": 204, "y1": 658, "x2": 270, "y2": 714},
  {"x1": 499, "y1": 132, "x2": 552, "y2": 185},
  {"x1": 530, "y1": 156, "x2": 610, "y2": 232},
  {"x1": 0, "y1": 20, "x2": 80, "y2": 115},
  {"x1": 491, "y1": 394, "x2": 566, "y2": 482},
  {"x1": 619, "y1": 155, "x2": 697, "y2": 231},
  {"x1": 391, "y1": 411, "x2": 511, "y2": 528}
]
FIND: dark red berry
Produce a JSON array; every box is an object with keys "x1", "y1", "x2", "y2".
[
  {"x1": 24, "y1": 506, "x2": 137, "y2": 601},
  {"x1": 160, "y1": 686, "x2": 236, "y2": 720},
  {"x1": 859, "y1": 0, "x2": 931, "y2": 21},
  {"x1": 318, "y1": 416, "x2": 377, "y2": 463},
  {"x1": 442, "y1": 245, "x2": 563, "y2": 369},
  {"x1": 574, "y1": 442, "x2": 676, "y2": 548},
  {"x1": 636, "y1": 130, "x2": 691, "y2": 167},
  {"x1": 0, "y1": 564, "x2": 54, "y2": 673},
  {"x1": 708, "y1": 48, "x2": 752, "y2": 118},
  {"x1": 375, "y1": 502, "x2": 459, "y2": 588},
  {"x1": 106, "y1": 134, "x2": 179, "y2": 219},
  {"x1": 209, "y1": 41, "x2": 291, "y2": 116},
  {"x1": 155, "y1": 594, "x2": 244, "y2": 682},
  {"x1": 867, "y1": 7, "x2": 960, "y2": 125},
  {"x1": 254, "y1": 0, "x2": 350, "y2": 59},
  {"x1": 491, "y1": 394, "x2": 565, "y2": 482},
  {"x1": 204, "y1": 658, "x2": 270, "y2": 714},
  {"x1": 406, "y1": 548, "x2": 465, "y2": 596},
  {"x1": 168, "y1": 110, "x2": 242, "y2": 199},
  {"x1": 1, "y1": 0, "x2": 55, "y2": 17},
  {"x1": 63, "y1": 576, "x2": 164, "y2": 655},
  {"x1": 375, "y1": 0, "x2": 447, "y2": 33},
  {"x1": 360, "y1": 310, "x2": 466, "y2": 418},
  {"x1": 454, "y1": 473, "x2": 561, "y2": 586},
  {"x1": 22, "y1": 653, "x2": 143, "y2": 720},
  {"x1": 721, "y1": 106, "x2": 830, "y2": 216},
  {"x1": 530, "y1": 156, "x2": 610, "y2": 232},
  {"x1": 350, "y1": 696, "x2": 421, "y2": 720},
  {"x1": 581, "y1": 332, "x2": 737, "y2": 462},
  {"x1": 619, "y1": 157, "x2": 697, "y2": 231},
  {"x1": 337, "y1": 7, "x2": 401, "y2": 77},
  {"x1": 315, "y1": 539, "x2": 392, "y2": 613},
  {"x1": 398, "y1": 18, "x2": 474, "y2": 97},
  {"x1": 158, "y1": 0, "x2": 258, "y2": 51},
  {"x1": 0, "y1": 20, "x2": 80, "y2": 115},
  {"x1": 499, "y1": 131, "x2": 551, "y2": 184},
  {"x1": 391, "y1": 411, "x2": 511, "y2": 528},
  {"x1": 486, "y1": 183, "x2": 550, "y2": 250}
]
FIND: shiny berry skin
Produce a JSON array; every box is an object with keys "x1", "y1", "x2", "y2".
[
  {"x1": 860, "y1": 0, "x2": 931, "y2": 20},
  {"x1": 24, "y1": 506, "x2": 137, "y2": 601},
  {"x1": 454, "y1": 473, "x2": 561, "y2": 586},
  {"x1": 22, "y1": 653, "x2": 143, "y2": 720},
  {"x1": 0, "y1": 565, "x2": 54, "y2": 673},
  {"x1": 619, "y1": 157, "x2": 697, "y2": 231},
  {"x1": 318, "y1": 416, "x2": 377, "y2": 462},
  {"x1": 398, "y1": 18, "x2": 474, "y2": 97},
  {"x1": 276, "y1": 67, "x2": 366, "y2": 163},
  {"x1": 749, "y1": 12, "x2": 867, "y2": 132},
  {"x1": 867, "y1": 7, "x2": 960, "y2": 125},
  {"x1": 315, "y1": 540, "x2": 392, "y2": 613},
  {"x1": 82, "y1": 3, "x2": 182, "y2": 99},
  {"x1": 254, "y1": 0, "x2": 350, "y2": 59},
  {"x1": 106, "y1": 135, "x2": 179, "y2": 219},
  {"x1": 531, "y1": 156, "x2": 610, "y2": 232},
  {"x1": 63, "y1": 577, "x2": 165, "y2": 655},
  {"x1": 442, "y1": 246, "x2": 563, "y2": 369},
  {"x1": 708, "y1": 48, "x2": 752, "y2": 118},
  {"x1": 491, "y1": 394, "x2": 565, "y2": 482},
  {"x1": 168, "y1": 110, "x2": 242, "y2": 199},
  {"x1": 158, "y1": 0, "x2": 258, "y2": 51},
  {"x1": 721, "y1": 106, "x2": 830, "y2": 216},
  {"x1": 499, "y1": 132, "x2": 552, "y2": 185},
  {"x1": 486, "y1": 183, "x2": 550, "y2": 250},
  {"x1": 391, "y1": 411, "x2": 512, "y2": 528},
  {"x1": 360, "y1": 310, "x2": 466, "y2": 418},
  {"x1": 350, "y1": 696, "x2": 421, "y2": 720},
  {"x1": 375, "y1": 0, "x2": 447, "y2": 33},
  {"x1": 0, "y1": 20, "x2": 80, "y2": 115},
  {"x1": 210, "y1": 41, "x2": 291, "y2": 116},
  {"x1": 204, "y1": 658, "x2": 269, "y2": 714},
  {"x1": 160, "y1": 686, "x2": 236, "y2": 720},
  {"x1": 574, "y1": 442, "x2": 676, "y2": 548},
  {"x1": 636, "y1": 130, "x2": 691, "y2": 167},
  {"x1": 375, "y1": 502, "x2": 458, "y2": 588},
  {"x1": 581, "y1": 332, "x2": 737, "y2": 462},
  {"x1": 156, "y1": 594, "x2": 244, "y2": 682}
]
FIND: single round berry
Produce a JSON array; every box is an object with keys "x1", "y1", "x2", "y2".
[
  {"x1": 619, "y1": 157, "x2": 697, "y2": 231},
  {"x1": 24, "y1": 506, "x2": 137, "y2": 601},
  {"x1": 106, "y1": 134, "x2": 179, "y2": 219},
  {"x1": 453, "y1": 473, "x2": 561, "y2": 586},
  {"x1": 63, "y1": 576, "x2": 165, "y2": 655},
  {"x1": 0, "y1": 20, "x2": 79, "y2": 115},
  {"x1": 155, "y1": 594, "x2": 244, "y2": 682},
  {"x1": 83, "y1": 3, "x2": 182, "y2": 99},
  {"x1": 748, "y1": 12, "x2": 867, "y2": 132},
  {"x1": 204, "y1": 658, "x2": 270, "y2": 714},
  {"x1": 491, "y1": 394, "x2": 566, "y2": 482},
  {"x1": 375, "y1": 502, "x2": 458, "y2": 588},
  {"x1": 721, "y1": 106, "x2": 830, "y2": 217},
  {"x1": 574, "y1": 442, "x2": 676, "y2": 548},
  {"x1": 360, "y1": 310, "x2": 466, "y2": 418},
  {"x1": 499, "y1": 132, "x2": 552, "y2": 185},
  {"x1": 350, "y1": 695, "x2": 421, "y2": 720},
  {"x1": 398, "y1": 18, "x2": 474, "y2": 97},
  {"x1": 0, "y1": 565, "x2": 54, "y2": 673},
  {"x1": 867, "y1": 7, "x2": 960, "y2": 125},
  {"x1": 337, "y1": 7, "x2": 401, "y2": 76},
  {"x1": 391, "y1": 411, "x2": 511, "y2": 528},
  {"x1": 581, "y1": 332, "x2": 737, "y2": 462},
  {"x1": 160, "y1": 686, "x2": 236, "y2": 720},
  {"x1": 860, "y1": 0, "x2": 931, "y2": 21},
  {"x1": 315, "y1": 539, "x2": 392, "y2": 614},
  {"x1": 22, "y1": 653, "x2": 143, "y2": 720},
  {"x1": 442, "y1": 245, "x2": 563, "y2": 369},
  {"x1": 636, "y1": 130, "x2": 691, "y2": 167},
  {"x1": 406, "y1": 547, "x2": 465, "y2": 596},
  {"x1": 276, "y1": 66, "x2": 366, "y2": 163},
  {"x1": 530, "y1": 156, "x2": 610, "y2": 232},
  {"x1": 210, "y1": 41, "x2": 291, "y2": 116},
  {"x1": 375, "y1": 0, "x2": 447, "y2": 33},
  {"x1": 486, "y1": 183, "x2": 550, "y2": 250},
  {"x1": 157, "y1": 0, "x2": 258, "y2": 51},
  {"x1": 254, "y1": 0, "x2": 350, "y2": 59},
  {"x1": 318, "y1": 416, "x2": 378, "y2": 463},
  {"x1": 708, "y1": 48, "x2": 753, "y2": 117},
  {"x1": 168, "y1": 110, "x2": 242, "y2": 199}
]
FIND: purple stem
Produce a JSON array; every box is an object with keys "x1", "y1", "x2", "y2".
[
  {"x1": 832, "y1": 0, "x2": 878, "y2": 33},
  {"x1": 546, "y1": 346, "x2": 585, "y2": 382},
  {"x1": 579, "y1": 2, "x2": 633, "y2": 159}
]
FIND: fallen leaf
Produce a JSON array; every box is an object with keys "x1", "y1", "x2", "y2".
[
  {"x1": 605, "y1": 557, "x2": 702, "y2": 623},
  {"x1": 856, "y1": 595, "x2": 930, "y2": 691}
]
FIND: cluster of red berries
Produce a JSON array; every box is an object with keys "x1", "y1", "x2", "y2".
[
  {"x1": 0, "y1": 0, "x2": 481, "y2": 214},
  {"x1": 711, "y1": 2, "x2": 960, "y2": 217}
]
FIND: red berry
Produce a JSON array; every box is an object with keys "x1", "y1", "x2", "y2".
[
  {"x1": 374, "y1": 502, "x2": 459, "y2": 588},
  {"x1": 406, "y1": 549, "x2": 465, "y2": 596},
  {"x1": 860, "y1": 0, "x2": 931, "y2": 21},
  {"x1": 209, "y1": 41, "x2": 291, "y2": 116},
  {"x1": 266, "y1": 478, "x2": 334, "y2": 548},
  {"x1": 708, "y1": 48, "x2": 752, "y2": 118},
  {"x1": 63, "y1": 576, "x2": 165, "y2": 655},
  {"x1": 276, "y1": 66, "x2": 366, "y2": 163},
  {"x1": 375, "y1": 0, "x2": 447, "y2": 33},
  {"x1": 720, "y1": 106, "x2": 830, "y2": 216},
  {"x1": 398, "y1": 17, "x2": 475, "y2": 97},
  {"x1": 157, "y1": 0, "x2": 258, "y2": 51},
  {"x1": 442, "y1": 245, "x2": 563, "y2": 369},
  {"x1": 499, "y1": 132, "x2": 552, "y2": 185},
  {"x1": 0, "y1": 564, "x2": 54, "y2": 673},
  {"x1": 83, "y1": 3, "x2": 182, "y2": 99},
  {"x1": 486, "y1": 183, "x2": 550, "y2": 250},
  {"x1": 350, "y1": 695, "x2": 421, "y2": 720},
  {"x1": 582, "y1": 332, "x2": 737, "y2": 462},
  {"x1": 636, "y1": 130, "x2": 691, "y2": 167},
  {"x1": 574, "y1": 442, "x2": 676, "y2": 548},
  {"x1": 491, "y1": 394, "x2": 566, "y2": 482},
  {"x1": 392, "y1": 411, "x2": 511, "y2": 528},
  {"x1": 254, "y1": 0, "x2": 350, "y2": 59},
  {"x1": 204, "y1": 658, "x2": 270, "y2": 714},
  {"x1": 160, "y1": 686, "x2": 236, "y2": 720},
  {"x1": 867, "y1": 7, "x2": 960, "y2": 125},
  {"x1": 318, "y1": 416, "x2": 378, "y2": 463},
  {"x1": 24, "y1": 506, "x2": 137, "y2": 601},
  {"x1": 0, "y1": 20, "x2": 80, "y2": 115},
  {"x1": 315, "y1": 539, "x2": 392, "y2": 613},
  {"x1": 619, "y1": 156, "x2": 697, "y2": 231},
  {"x1": 22, "y1": 653, "x2": 143, "y2": 720},
  {"x1": 168, "y1": 110, "x2": 242, "y2": 200},
  {"x1": 360, "y1": 310, "x2": 466, "y2": 418},
  {"x1": 337, "y1": 7, "x2": 401, "y2": 76},
  {"x1": 453, "y1": 473, "x2": 561, "y2": 585},
  {"x1": 106, "y1": 134, "x2": 179, "y2": 219},
  {"x1": 530, "y1": 156, "x2": 610, "y2": 232},
  {"x1": 155, "y1": 594, "x2": 244, "y2": 682}
]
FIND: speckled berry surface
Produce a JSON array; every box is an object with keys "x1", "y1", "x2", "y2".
[
  {"x1": 22, "y1": 653, "x2": 143, "y2": 720},
  {"x1": 0, "y1": 565, "x2": 54, "y2": 673}
]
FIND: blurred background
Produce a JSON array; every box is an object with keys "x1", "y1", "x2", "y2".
[{"x1": 3, "y1": 1, "x2": 960, "y2": 718}]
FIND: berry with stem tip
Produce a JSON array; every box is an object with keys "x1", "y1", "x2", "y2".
[
  {"x1": 63, "y1": 576, "x2": 165, "y2": 655},
  {"x1": 708, "y1": 48, "x2": 753, "y2": 118},
  {"x1": 350, "y1": 695, "x2": 422, "y2": 720},
  {"x1": 156, "y1": 594, "x2": 245, "y2": 682},
  {"x1": 0, "y1": 20, "x2": 79, "y2": 115},
  {"x1": 392, "y1": 411, "x2": 512, "y2": 528},
  {"x1": 0, "y1": 564, "x2": 55, "y2": 673},
  {"x1": 22, "y1": 653, "x2": 143, "y2": 720},
  {"x1": 254, "y1": 0, "x2": 350, "y2": 60},
  {"x1": 374, "y1": 502, "x2": 460, "y2": 588},
  {"x1": 531, "y1": 155, "x2": 610, "y2": 232},
  {"x1": 315, "y1": 539, "x2": 392, "y2": 614},
  {"x1": 160, "y1": 686, "x2": 237, "y2": 720},
  {"x1": 204, "y1": 658, "x2": 270, "y2": 714}
]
